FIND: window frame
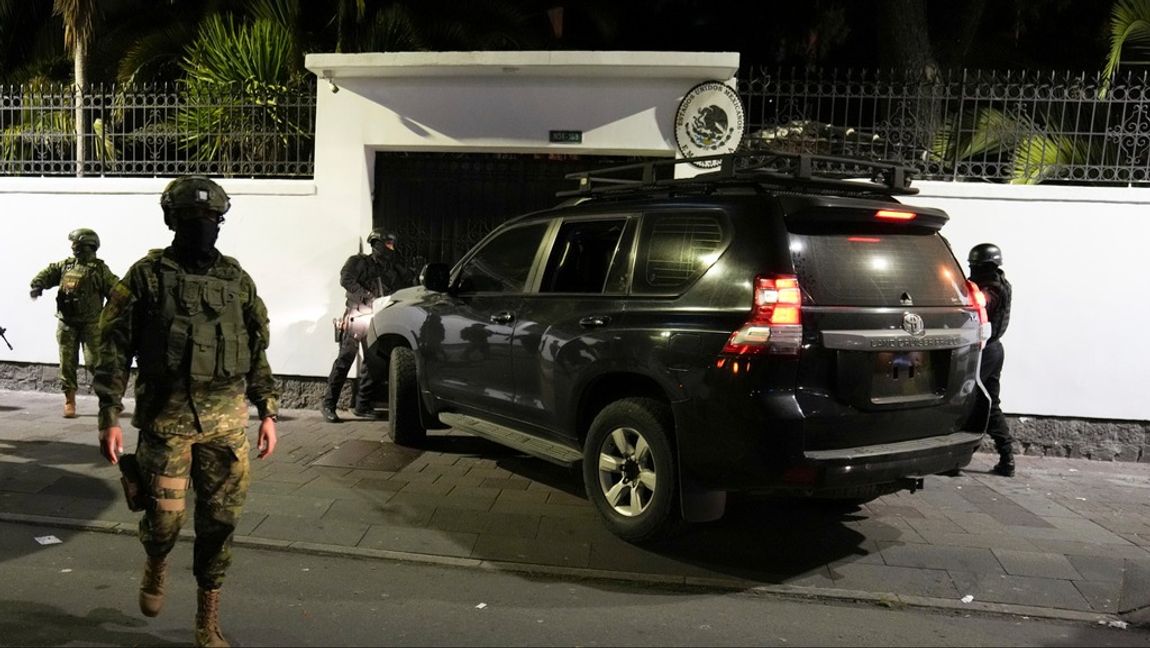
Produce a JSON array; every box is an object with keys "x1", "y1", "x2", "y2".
[
  {"x1": 450, "y1": 220, "x2": 553, "y2": 295},
  {"x1": 530, "y1": 213, "x2": 638, "y2": 296}
]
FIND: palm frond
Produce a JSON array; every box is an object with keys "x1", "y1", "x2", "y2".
[{"x1": 1102, "y1": 0, "x2": 1150, "y2": 97}]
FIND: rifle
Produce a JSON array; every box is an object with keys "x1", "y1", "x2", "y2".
[{"x1": 0, "y1": 326, "x2": 12, "y2": 350}]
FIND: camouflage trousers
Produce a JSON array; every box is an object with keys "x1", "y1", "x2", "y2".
[
  {"x1": 136, "y1": 425, "x2": 251, "y2": 590},
  {"x1": 56, "y1": 319, "x2": 99, "y2": 393}
]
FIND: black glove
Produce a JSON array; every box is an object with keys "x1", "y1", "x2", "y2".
[{"x1": 29, "y1": 288, "x2": 42, "y2": 299}]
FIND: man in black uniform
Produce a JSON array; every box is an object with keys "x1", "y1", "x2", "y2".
[
  {"x1": 321, "y1": 229, "x2": 413, "y2": 423},
  {"x1": 968, "y1": 243, "x2": 1015, "y2": 477}
]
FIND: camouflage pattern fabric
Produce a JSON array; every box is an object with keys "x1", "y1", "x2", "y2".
[
  {"x1": 56, "y1": 319, "x2": 100, "y2": 393},
  {"x1": 30, "y1": 257, "x2": 119, "y2": 323},
  {"x1": 32, "y1": 256, "x2": 119, "y2": 391},
  {"x1": 94, "y1": 246, "x2": 277, "y2": 589},
  {"x1": 136, "y1": 424, "x2": 250, "y2": 589},
  {"x1": 94, "y1": 248, "x2": 279, "y2": 433}
]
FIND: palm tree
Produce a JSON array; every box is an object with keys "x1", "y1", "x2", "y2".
[
  {"x1": 1102, "y1": 0, "x2": 1150, "y2": 96},
  {"x1": 52, "y1": 0, "x2": 97, "y2": 176}
]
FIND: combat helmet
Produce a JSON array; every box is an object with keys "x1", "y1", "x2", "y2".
[
  {"x1": 68, "y1": 228, "x2": 100, "y2": 251},
  {"x1": 160, "y1": 176, "x2": 230, "y2": 228},
  {"x1": 367, "y1": 228, "x2": 398, "y2": 245},
  {"x1": 968, "y1": 243, "x2": 1003, "y2": 267}
]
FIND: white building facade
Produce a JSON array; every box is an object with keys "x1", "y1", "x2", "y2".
[{"x1": 1, "y1": 51, "x2": 1147, "y2": 432}]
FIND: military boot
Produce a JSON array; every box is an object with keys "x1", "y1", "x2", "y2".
[
  {"x1": 138, "y1": 556, "x2": 167, "y2": 617},
  {"x1": 63, "y1": 391, "x2": 76, "y2": 418},
  {"x1": 992, "y1": 453, "x2": 1015, "y2": 478},
  {"x1": 195, "y1": 588, "x2": 229, "y2": 647}
]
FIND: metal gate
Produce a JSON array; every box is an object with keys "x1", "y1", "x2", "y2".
[{"x1": 373, "y1": 153, "x2": 639, "y2": 275}]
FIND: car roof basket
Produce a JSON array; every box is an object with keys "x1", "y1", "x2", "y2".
[{"x1": 558, "y1": 152, "x2": 919, "y2": 198}]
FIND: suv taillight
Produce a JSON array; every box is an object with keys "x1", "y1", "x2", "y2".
[
  {"x1": 967, "y1": 279, "x2": 990, "y2": 347},
  {"x1": 721, "y1": 275, "x2": 803, "y2": 356}
]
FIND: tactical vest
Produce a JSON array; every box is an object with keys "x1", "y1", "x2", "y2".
[
  {"x1": 139, "y1": 251, "x2": 252, "y2": 383},
  {"x1": 56, "y1": 259, "x2": 103, "y2": 322}
]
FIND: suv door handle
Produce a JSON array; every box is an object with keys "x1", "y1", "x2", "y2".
[
  {"x1": 579, "y1": 315, "x2": 612, "y2": 328},
  {"x1": 490, "y1": 311, "x2": 515, "y2": 325}
]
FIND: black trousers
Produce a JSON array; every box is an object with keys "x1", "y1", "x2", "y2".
[
  {"x1": 980, "y1": 340, "x2": 1014, "y2": 456},
  {"x1": 323, "y1": 332, "x2": 378, "y2": 410}
]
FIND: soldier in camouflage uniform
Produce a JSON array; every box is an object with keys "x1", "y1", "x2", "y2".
[
  {"x1": 29, "y1": 228, "x2": 120, "y2": 417},
  {"x1": 94, "y1": 176, "x2": 278, "y2": 648}
]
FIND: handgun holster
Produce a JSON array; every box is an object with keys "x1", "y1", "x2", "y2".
[{"x1": 118, "y1": 453, "x2": 148, "y2": 512}]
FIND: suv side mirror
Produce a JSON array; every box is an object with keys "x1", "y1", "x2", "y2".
[{"x1": 420, "y1": 263, "x2": 451, "y2": 293}]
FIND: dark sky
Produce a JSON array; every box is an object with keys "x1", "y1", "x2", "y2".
[{"x1": 545, "y1": 0, "x2": 1112, "y2": 72}]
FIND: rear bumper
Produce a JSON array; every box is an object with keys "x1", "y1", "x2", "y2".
[{"x1": 803, "y1": 431, "x2": 983, "y2": 490}]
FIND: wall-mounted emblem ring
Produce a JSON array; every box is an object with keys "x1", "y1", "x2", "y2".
[
  {"x1": 902, "y1": 312, "x2": 926, "y2": 337},
  {"x1": 674, "y1": 81, "x2": 746, "y2": 169}
]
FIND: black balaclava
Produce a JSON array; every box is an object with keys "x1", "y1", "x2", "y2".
[
  {"x1": 72, "y1": 243, "x2": 96, "y2": 263},
  {"x1": 171, "y1": 211, "x2": 221, "y2": 273},
  {"x1": 969, "y1": 262, "x2": 999, "y2": 283},
  {"x1": 371, "y1": 240, "x2": 395, "y2": 262}
]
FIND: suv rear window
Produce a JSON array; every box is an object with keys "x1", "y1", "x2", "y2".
[{"x1": 789, "y1": 229, "x2": 967, "y2": 306}]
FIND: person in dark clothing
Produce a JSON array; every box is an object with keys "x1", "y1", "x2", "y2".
[
  {"x1": 321, "y1": 229, "x2": 414, "y2": 423},
  {"x1": 968, "y1": 243, "x2": 1015, "y2": 477}
]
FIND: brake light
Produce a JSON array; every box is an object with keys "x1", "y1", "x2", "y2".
[
  {"x1": 876, "y1": 209, "x2": 916, "y2": 221},
  {"x1": 967, "y1": 279, "x2": 990, "y2": 347},
  {"x1": 721, "y1": 275, "x2": 803, "y2": 356}
]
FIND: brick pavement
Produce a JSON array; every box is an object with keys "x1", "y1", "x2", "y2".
[{"x1": 2, "y1": 389, "x2": 1149, "y2": 626}]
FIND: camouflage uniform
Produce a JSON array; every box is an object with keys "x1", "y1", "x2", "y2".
[
  {"x1": 94, "y1": 247, "x2": 278, "y2": 590},
  {"x1": 30, "y1": 251, "x2": 119, "y2": 393}
]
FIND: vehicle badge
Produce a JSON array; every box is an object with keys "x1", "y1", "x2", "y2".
[
  {"x1": 900, "y1": 292, "x2": 913, "y2": 306},
  {"x1": 902, "y1": 312, "x2": 926, "y2": 337}
]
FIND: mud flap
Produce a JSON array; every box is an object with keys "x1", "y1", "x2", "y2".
[{"x1": 680, "y1": 480, "x2": 726, "y2": 523}]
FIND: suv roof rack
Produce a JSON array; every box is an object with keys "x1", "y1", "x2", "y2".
[{"x1": 559, "y1": 152, "x2": 919, "y2": 198}]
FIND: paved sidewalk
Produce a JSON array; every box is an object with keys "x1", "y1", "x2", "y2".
[{"x1": 2, "y1": 389, "x2": 1149, "y2": 627}]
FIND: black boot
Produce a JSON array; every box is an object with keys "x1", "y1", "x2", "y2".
[
  {"x1": 321, "y1": 404, "x2": 341, "y2": 423},
  {"x1": 992, "y1": 453, "x2": 1015, "y2": 477}
]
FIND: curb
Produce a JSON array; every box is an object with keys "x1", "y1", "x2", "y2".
[{"x1": 1, "y1": 511, "x2": 1123, "y2": 627}]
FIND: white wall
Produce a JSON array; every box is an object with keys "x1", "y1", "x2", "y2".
[
  {"x1": 0, "y1": 178, "x2": 351, "y2": 377},
  {"x1": 907, "y1": 182, "x2": 1150, "y2": 421},
  {"x1": 2, "y1": 51, "x2": 1145, "y2": 422}
]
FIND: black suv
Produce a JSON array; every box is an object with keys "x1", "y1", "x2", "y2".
[{"x1": 365, "y1": 153, "x2": 990, "y2": 544}]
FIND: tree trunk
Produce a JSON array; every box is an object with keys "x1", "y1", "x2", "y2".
[
  {"x1": 73, "y1": 39, "x2": 86, "y2": 177},
  {"x1": 878, "y1": 0, "x2": 938, "y2": 79}
]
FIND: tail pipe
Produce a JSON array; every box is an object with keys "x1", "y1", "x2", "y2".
[{"x1": 899, "y1": 476, "x2": 925, "y2": 493}]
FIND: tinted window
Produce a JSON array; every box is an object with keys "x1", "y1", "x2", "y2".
[
  {"x1": 789, "y1": 230, "x2": 967, "y2": 306},
  {"x1": 540, "y1": 218, "x2": 629, "y2": 294},
  {"x1": 456, "y1": 223, "x2": 548, "y2": 293},
  {"x1": 632, "y1": 211, "x2": 727, "y2": 295}
]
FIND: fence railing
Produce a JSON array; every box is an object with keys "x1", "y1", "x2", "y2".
[
  {"x1": 0, "y1": 82, "x2": 316, "y2": 178},
  {"x1": 739, "y1": 68, "x2": 1150, "y2": 185},
  {"x1": 5, "y1": 71, "x2": 1149, "y2": 185}
]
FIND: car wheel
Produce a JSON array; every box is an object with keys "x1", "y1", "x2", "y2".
[
  {"x1": 388, "y1": 346, "x2": 427, "y2": 446},
  {"x1": 582, "y1": 397, "x2": 679, "y2": 544}
]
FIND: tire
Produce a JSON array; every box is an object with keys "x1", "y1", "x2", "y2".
[
  {"x1": 388, "y1": 346, "x2": 427, "y2": 446},
  {"x1": 582, "y1": 397, "x2": 680, "y2": 544}
]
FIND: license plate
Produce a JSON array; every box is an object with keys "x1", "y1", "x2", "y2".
[{"x1": 870, "y1": 351, "x2": 936, "y2": 402}]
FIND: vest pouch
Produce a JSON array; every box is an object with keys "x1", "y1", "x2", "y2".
[
  {"x1": 188, "y1": 324, "x2": 219, "y2": 382},
  {"x1": 57, "y1": 264, "x2": 88, "y2": 321},
  {"x1": 218, "y1": 321, "x2": 252, "y2": 377},
  {"x1": 165, "y1": 321, "x2": 190, "y2": 374}
]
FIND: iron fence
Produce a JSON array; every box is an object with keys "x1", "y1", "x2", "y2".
[
  {"x1": 739, "y1": 67, "x2": 1150, "y2": 185},
  {"x1": 0, "y1": 81, "x2": 316, "y2": 177}
]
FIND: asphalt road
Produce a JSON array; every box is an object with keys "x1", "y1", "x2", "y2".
[{"x1": 1, "y1": 521, "x2": 1146, "y2": 647}]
